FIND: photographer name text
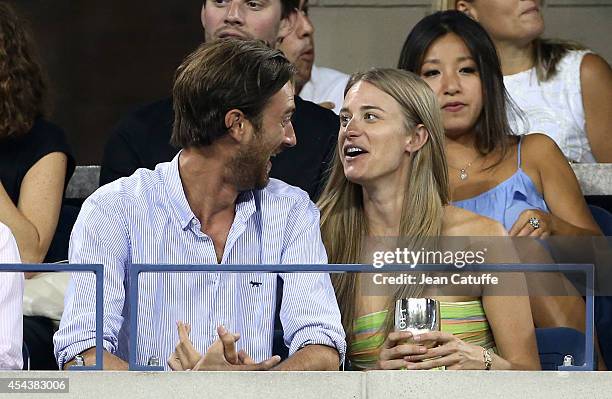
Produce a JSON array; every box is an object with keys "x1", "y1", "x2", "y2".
[{"x1": 373, "y1": 273, "x2": 499, "y2": 285}]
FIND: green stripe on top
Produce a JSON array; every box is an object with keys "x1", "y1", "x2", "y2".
[{"x1": 349, "y1": 300, "x2": 496, "y2": 370}]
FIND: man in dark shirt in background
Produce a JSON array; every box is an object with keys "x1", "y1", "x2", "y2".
[{"x1": 100, "y1": 0, "x2": 339, "y2": 200}]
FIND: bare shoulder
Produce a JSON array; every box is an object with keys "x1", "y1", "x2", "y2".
[
  {"x1": 580, "y1": 53, "x2": 612, "y2": 83},
  {"x1": 442, "y1": 206, "x2": 507, "y2": 237},
  {"x1": 520, "y1": 133, "x2": 568, "y2": 171},
  {"x1": 579, "y1": 54, "x2": 612, "y2": 114},
  {"x1": 521, "y1": 133, "x2": 559, "y2": 154}
]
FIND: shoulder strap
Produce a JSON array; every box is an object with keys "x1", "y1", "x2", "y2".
[{"x1": 517, "y1": 136, "x2": 523, "y2": 168}]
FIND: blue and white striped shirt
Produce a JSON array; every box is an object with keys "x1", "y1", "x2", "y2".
[
  {"x1": 54, "y1": 153, "x2": 345, "y2": 369},
  {"x1": 0, "y1": 223, "x2": 23, "y2": 370}
]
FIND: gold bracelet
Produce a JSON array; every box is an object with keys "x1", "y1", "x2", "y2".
[{"x1": 483, "y1": 348, "x2": 492, "y2": 370}]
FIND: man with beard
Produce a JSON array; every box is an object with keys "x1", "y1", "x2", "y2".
[
  {"x1": 99, "y1": 0, "x2": 339, "y2": 201},
  {"x1": 54, "y1": 40, "x2": 345, "y2": 371},
  {"x1": 277, "y1": 0, "x2": 349, "y2": 114}
]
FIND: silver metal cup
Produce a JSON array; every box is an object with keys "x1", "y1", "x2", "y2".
[
  {"x1": 147, "y1": 355, "x2": 160, "y2": 367},
  {"x1": 394, "y1": 298, "x2": 441, "y2": 335}
]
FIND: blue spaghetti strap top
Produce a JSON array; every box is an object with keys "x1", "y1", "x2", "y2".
[{"x1": 452, "y1": 137, "x2": 549, "y2": 231}]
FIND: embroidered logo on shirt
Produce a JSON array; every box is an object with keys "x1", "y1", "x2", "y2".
[{"x1": 249, "y1": 281, "x2": 262, "y2": 287}]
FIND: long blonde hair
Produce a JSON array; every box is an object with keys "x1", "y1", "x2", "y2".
[
  {"x1": 432, "y1": 0, "x2": 585, "y2": 81},
  {"x1": 317, "y1": 68, "x2": 450, "y2": 344}
]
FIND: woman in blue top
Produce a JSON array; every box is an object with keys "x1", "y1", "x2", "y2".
[
  {"x1": 398, "y1": 11, "x2": 602, "y2": 345},
  {"x1": 398, "y1": 11, "x2": 600, "y2": 240}
]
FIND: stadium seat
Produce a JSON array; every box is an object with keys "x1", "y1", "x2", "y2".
[
  {"x1": 589, "y1": 205, "x2": 612, "y2": 236},
  {"x1": 535, "y1": 327, "x2": 592, "y2": 370},
  {"x1": 596, "y1": 297, "x2": 612, "y2": 370},
  {"x1": 588, "y1": 205, "x2": 612, "y2": 369},
  {"x1": 44, "y1": 203, "x2": 80, "y2": 263}
]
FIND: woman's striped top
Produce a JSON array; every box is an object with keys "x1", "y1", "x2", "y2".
[{"x1": 349, "y1": 300, "x2": 496, "y2": 370}]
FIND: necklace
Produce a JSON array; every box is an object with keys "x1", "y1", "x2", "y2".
[{"x1": 449, "y1": 156, "x2": 479, "y2": 181}]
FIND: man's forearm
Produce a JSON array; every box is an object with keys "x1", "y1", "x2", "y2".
[
  {"x1": 63, "y1": 347, "x2": 128, "y2": 370},
  {"x1": 273, "y1": 344, "x2": 339, "y2": 371}
]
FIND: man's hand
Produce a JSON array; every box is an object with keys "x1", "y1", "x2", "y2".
[
  {"x1": 167, "y1": 323, "x2": 281, "y2": 371},
  {"x1": 167, "y1": 322, "x2": 201, "y2": 370}
]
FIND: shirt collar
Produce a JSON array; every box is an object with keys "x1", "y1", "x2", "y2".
[
  {"x1": 164, "y1": 151, "x2": 195, "y2": 230},
  {"x1": 163, "y1": 151, "x2": 259, "y2": 231},
  {"x1": 235, "y1": 190, "x2": 257, "y2": 226},
  {"x1": 309, "y1": 64, "x2": 320, "y2": 86}
]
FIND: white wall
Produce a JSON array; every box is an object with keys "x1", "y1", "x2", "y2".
[{"x1": 2, "y1": 370, "x2": 612, "y2": 399}]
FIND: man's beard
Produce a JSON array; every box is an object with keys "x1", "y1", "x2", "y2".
[{"x1": 228, "y1": 138, "x2": 271, "y2": 191}]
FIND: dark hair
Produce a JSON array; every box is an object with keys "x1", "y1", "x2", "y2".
[
  {"x1": 0, "y1": 2, "x2": 45, "y2": 139},
  {"x1": 398, "y1": 10, "x2": 515, "y2": 161},
  {"x1": 171, "y1": 39, "x2": 295, "y2": 148},
  {"x1": 281, "y1": 0, "x2": 299, "y2": 19}
]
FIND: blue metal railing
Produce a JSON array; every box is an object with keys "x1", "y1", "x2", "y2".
[
  {"x1": 128, "y1": 263, "x2": 595, "y2": 371},
  {"x1": 0, "y1": 264, "x2": 104, "y2": 370}
]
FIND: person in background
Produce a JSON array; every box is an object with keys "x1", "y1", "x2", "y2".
[
  {"x1": 399, "y1": 11, "x2": 601, "y2": 246},
  {"x1": 0, "y1": 2, "x2": 75, "y2": 370},
  {"x1": 398, "y1": 11, "x2": 605, "y2": 368},
  {"x1": 432, "y1": 0, "x2": 612, "y2": 163},
  {"x1": 318, "y1": 68, "x2": 539, "y2": 371},
  {"x1": 0, "y1": 222, "x2": 23, "y2": 370},
  {"x1": 277, "y1": 0, "x2": 349, "y2": 114},
  {"x1": 100, "y1": 0, "x2": 339, "y2": 201},
  {"x1": 55, "y1": 39, "x2": 345, "y2": 371},
  {"x1": 0, "y1": 2, "x2": 75, "y2": 265}
]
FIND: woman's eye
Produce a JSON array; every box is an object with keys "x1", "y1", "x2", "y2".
[
  {"x1": 460, "y1": 67, "x2": 477, "y2": 74},
  {"x1": 364, "y1": 113, "x2": 377, "y2": 121},
  {"x1": 421, "y1": 69, "x2": 439, "y2": 78},
  {"x1": 281, "y1": 117, "x2": 292, "y2": 127}
]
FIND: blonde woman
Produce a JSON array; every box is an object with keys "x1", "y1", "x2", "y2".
[
  {"x1": 432, "y1": 0, "x2": 612, "y2": 163},
  {"x1": 318, "y1": 68, "x2": 539, "y2": 370}
]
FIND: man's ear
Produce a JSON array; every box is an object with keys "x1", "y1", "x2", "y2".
[
  {"x1": 277, "y1": 10, "x2": 298, "y2": 43},
  {"x1": 456, "y1": 1, "x2": 478, "y2": 20},
  {"x1": 406, "y1": 124, "x2": 429, "y2": 154},
  {"x1": 225, "y1": 109, "x2": 248, "y2": 143}
]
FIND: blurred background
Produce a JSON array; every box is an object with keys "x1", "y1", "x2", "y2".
[{"x1": 8, "y1": 0, "x2": 612, "y2": 165}]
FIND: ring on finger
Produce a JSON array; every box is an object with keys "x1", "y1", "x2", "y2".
[{"x1": 528, "y1": 217, "x2": 540, "y2": 230}]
